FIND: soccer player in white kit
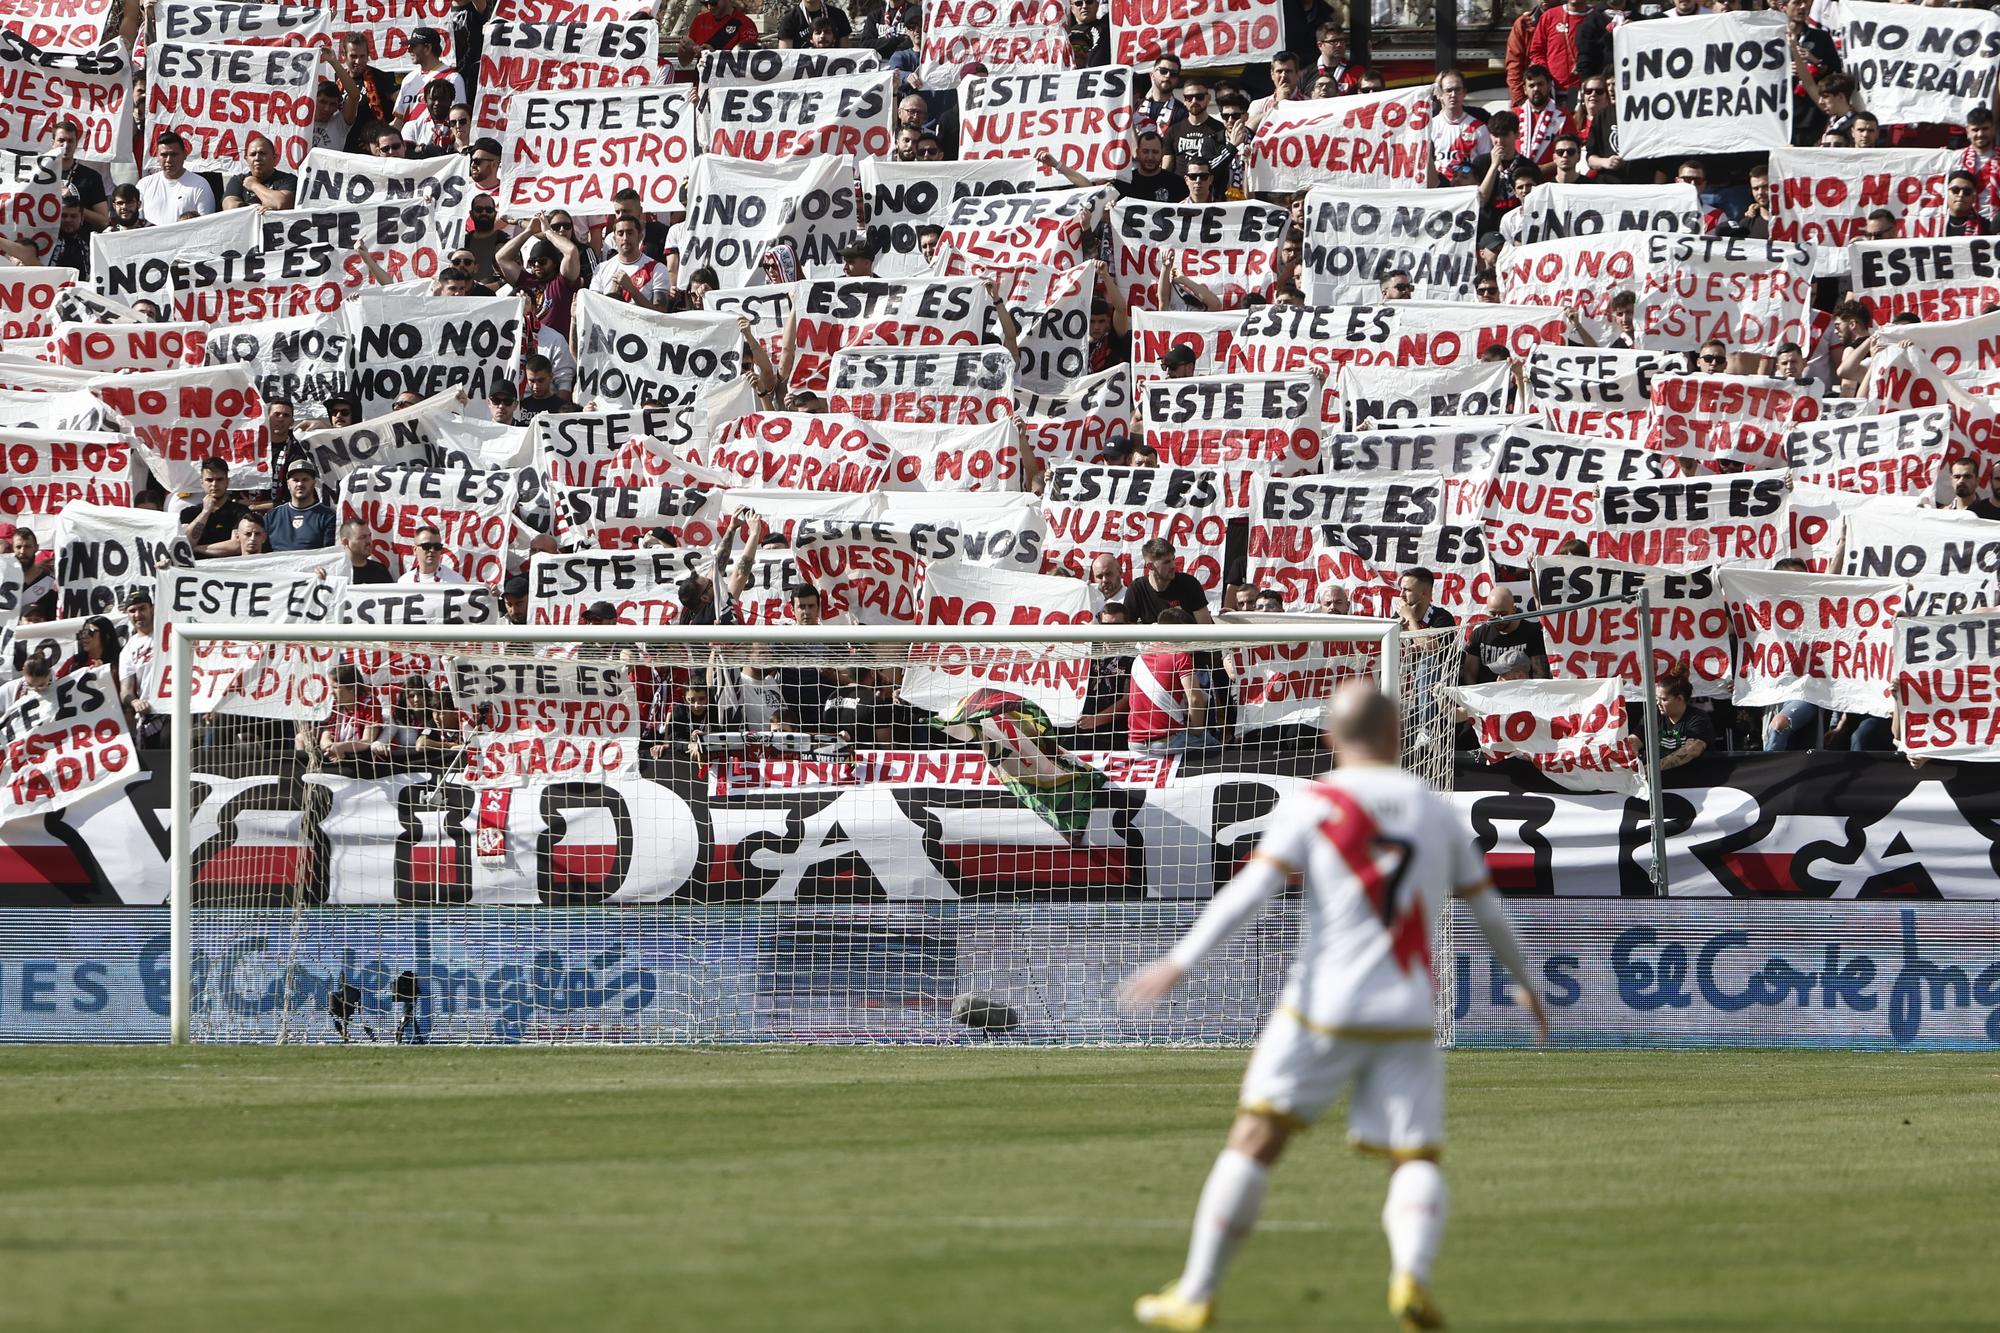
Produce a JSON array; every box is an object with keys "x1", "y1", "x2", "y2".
[{"x1": 1120, "y1": 682, "x2": 1549, "y2": 1332}]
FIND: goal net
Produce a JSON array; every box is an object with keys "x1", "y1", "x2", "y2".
[{"x1": 170, "y1": 621, "x2": 1458, "y2": 1046}]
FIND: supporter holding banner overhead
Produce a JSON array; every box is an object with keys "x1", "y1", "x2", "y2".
[
  {"x1": 959, "y1": 70, "x2": 1134, "y2": 185},
  {"x1": 1896, "y1": 613, "x2": 2000, "y2": 760},
  {"x1": 0, "y1": 431, "x2": 135, "y2": 519},
  {"x1": 1445, "y1": 678, "x2": 1644, "y2": 797},
  {"x1": 1111, "y1": 199, "x2": 1287, "y2": 310},
  {"x1": 1768, "y1": 148, "x2": 1951, "y2": 249},
  {"x1": 146, "y1": 43, "x2": 317, "y2": 172},
  {"x1": 1242, "y1": 86, "x2": 1429, "y2": 194},
  {"x1": 304, "y1": 0, "x2": 453, "y2": 67},
  {"x1": 1612, "y1": 11, "x2": 1791, "y2": 158},
  {"x1": 700, "y1": 47, "x2": 882, "y2": 85},
  {"x1": 1533, "y1": 555, "x2": 1735, "y2": 698},
  {"x1": 473, "y1": 20, "x2": 659, "y2": 133},
  {"x1": 700, "y1": 71, "x2": 894, "y2": 162},
  {"x1": 346, "y1": 291, "x2": 519, "y2": 416},
  {"x1": 678, "y1": 155, "x2": 858, "y2": 287},
  {"x1": 54, "y1": 504, "x2": 193, "y2": 618},
  {"x1": 451, "y1": 656, "x2": 642, "y2": 786},
  {"x1": 1850, "y1": 237, "x2": 2000, "y2": 324},
  {"x1": 1510, "y1": 184, "x2": 1701, "y2": 244},
  {"x1": 0, "y1": 36, "x2": 132, "y2": 162},
  {"x1": 1786, "y1": 407, "x2": 1952, "y2": 497},
  {"x1": 1139, "y1": 373, "x2": 1321, "y2": 511},
  {"x1": 1498, "y1": 232, "x2": 1649, "y2": 345},
  {"x1": 1838, "y1": 1, "x2": 2000, "y2": 128},
  {"x1": 1109, "y1": 0, "x2": 1281, "y2": 67},
  {"x1": 1039, "y1": 464, "x2": 1227, "y2": 591},
  {"x1": 1525, "y1": 346, "x2": 1678, "y2": 442},
  {"x1": 341, "y1": 466, "x2": 518, "y2": 585},
  {"x1": 921, "y1": 0, "x2": 1071, "y2": 88},
  {"x1": 1642, "y1": 373, "x2": 1822, "y2": 468},
  {"x1": 0, "y1": 666, "x2": 136, "y2": 821},
  {"x1": 1482, "y1": 427, "x2": 1670, "y2": 566},
  {"x1": 1300, "y1": 185, "x2": 1477, "y2": 304},
  {"x1": 861, "y1": 160, "x2": 1043, "y2": 278},
  {"x1": 827, "y1": 346, "x2": 1016, "y2": 424},
  {"x1": 781, "y1": 276, "x2": 994, "y2": 395},
  {"x1": 1724, "y1": 567, "x2": 1903, "y2": 717},
  {"x1": 1593, "y1": 470, "x2": 1789, "y2": 569},
  {"x1": 902, "y1": 559, "x2": 1094, "y2": 725},
  {"x1": 1635, "y1": 234, "x2": 1811, "y2": 356},
  {"x1": 500, "y1": 85, "x2": 693, "y2": 216},
  {"x1": 571, "y1": 294, "x2": 742, "y2": 410}
]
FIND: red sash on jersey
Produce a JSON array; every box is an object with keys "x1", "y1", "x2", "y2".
[
  {"x1": 615, "y1": 258, "x2": 661, "y2": 302},
  {"x1": 1308, "y1": 779, "x2": 1432, "y2": 980}
]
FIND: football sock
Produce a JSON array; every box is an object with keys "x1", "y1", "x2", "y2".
[
  {"x1": 1382, "y1": 1160, "x2": 1448, "y2": 1283},
  {"x1": 1177, "y1": 1148, "x2": 1270, "y2": 1303}
]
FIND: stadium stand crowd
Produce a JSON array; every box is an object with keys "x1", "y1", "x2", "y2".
[{"x1": 0, "y1": 0, "x2": 1994, "y2": 791}]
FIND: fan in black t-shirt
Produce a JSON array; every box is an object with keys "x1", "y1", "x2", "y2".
[
  {"x1": 1116, "y1": 131, "x2": 1189, "y2": 203},
  {"x1": 1121, "y1": 539, "x2": 1211, "y2": 625},
  {"x1": 1461, "y1": 590, "x2": 1549, "y2": 683}
]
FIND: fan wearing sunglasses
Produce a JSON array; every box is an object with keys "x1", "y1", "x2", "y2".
[{"x1": 1944, "y1": 170, "x2": 1994, "y2": 237}]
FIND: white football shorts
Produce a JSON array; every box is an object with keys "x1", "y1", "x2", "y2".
[{"x1": 1236, "y1": 1006, "x2": 1445, "y2": 1158}]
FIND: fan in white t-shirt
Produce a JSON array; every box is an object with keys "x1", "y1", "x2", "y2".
[{"x1": 589, "y1": 215, "x2": 674, "y2": 308}]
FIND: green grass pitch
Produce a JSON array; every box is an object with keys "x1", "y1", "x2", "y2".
[{"x1": 2, "y1": 1048, "x2": 1995, "y2": 1332}]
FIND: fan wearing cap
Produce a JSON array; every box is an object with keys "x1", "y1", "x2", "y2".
[
  {"x1": 393, "y1": 28, "x2": 465, "y2": 123},
  {"x1": 266, "y1": 458, "x2": 337, "y2": 553},
  {"x1": 678, "y1": 0, "x2": 760, "y2": 62},
  {"x1": 497, "y1": 215, "x2": 583, "y2": 340},
  {"x1": 118, "y1": 587, "x2": 166, "y2": 746},
  {"x1": 1159, "y1": 344, "x2": 1199, "y2": 378}
]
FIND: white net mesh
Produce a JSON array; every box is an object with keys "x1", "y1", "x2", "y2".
[{"x1": 177, "y1": 626, "x2": 1458, "y2": 1045}]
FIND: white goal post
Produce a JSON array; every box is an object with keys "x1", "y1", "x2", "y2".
[{"x1": 168, "y1": 618, "x2": 1456, "y2": 1046}]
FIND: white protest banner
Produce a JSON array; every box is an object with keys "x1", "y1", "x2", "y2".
[
  {"x1": 52, "y1": 320, "x2": 206, "y2": 371},
  {"x1": 1896, "y1": 614, "x2": 2000, "y2": 758},
  {"x1": 827, "y1": 346, "x2": 1017, "y2": 424},
  {"x1": 146, "y1": 42, "x2": 316, "y2": 172},
  {"x1": 151, "y1": 552, "x2": 344, "y2": 720},
  {"x1": 0, "y1": 0, "x2": 111, "y2": 48},
  {"x1": 202, "y1": 310, "x2": 353, "y2": 418},
  {"x1": 451, "y1": 655, "x2": 641, "y2": 786},
  {"x1": 698, "y1": 410, "x2": 892, "y2": 492},
  {"x1": 1016, "y1": 363, "x2": 1129, "y2": 466},
  {"x1": 1110, "y1": 0, "x2": 1280, "y2": 67},
  {"x1": 0, "y1": 428, "x2": 132, "y2": 517},
  {"x1": 1482, "y1": 426, "x2": 1670, "y2": 566},
  {"x1": 1007, "y1": 263, "x2": 1093, "y2": 391},
  {"x1": 1875, "y1": 309, "x2": 2000, "y2": 376},
  {"x1": 1532, "y1": 556, "x2": 1735, "y2": 697},
  {"x1": 1850, "y1": 237, "x2": 2000, "y2": 325},
  {"x1": 0, "y1": 34, "x2": 131, "y2": 162},
  {"x1": 1839, "y1": 0, "x2": 2000, "y2": 127},
  {"x1": 1723, "y1": 567, "x2": 1903, "y2": 714},
  {"x1": 1139, "y1": 373, "x2": 1322, "y2": 512},
  {"x1": 499, "y1": 84, "x2": 692, "y2": 216},
  {"x1": 0, "y1": 665, "x2": 135, "y2": 819},
  {"x1": 902, "y1": 559, "x2": 1094, "y2": 724},
  {"x1": 786, "y1": 518, "x2": 960, "y2": 625},
  {"x1": 876, "y1": 417, "x2": 1024, "y2": 493},
  {"x1": 535, "y1": 399, "x2": 725, "y2": 488},
  {"x1": 292, "y1": 0, "x2": 451, "y2": 68},
  {"x1": 959, "y1": 69, "x2": 1134, "y2": 185},
  {"x1": 1038, "y1": 464, "x2": 1228, "y2": 591},
  {"x1": 473, "y1": 19, "x2": 659, "y2": 134},
  {"x1": 1223, "y1": 302, "x2": 1395, "y2": 418},
  {"x1": 936, "y1": 185, "x2": 1108, "y2": 275},
  {"x1": 496, "y1": 0, "x2": 653, "y2": 20},
  {"x1": 0, "y1": 266, "x2": 74, "y2": 341},
  {"x1": 1635, "y1": 233, "x2": 1811, "y2": 356},
  {"x1": 158, "y1": 0, "x2": 335, "y2": 47},
  {"x1": 874, "y1": 490, "x2": 1043, "y2": 571},
  {"x1": 1867, "y1": 341, "x2": 2000, "y2": 459},
  {"x1": 53, "y1": 503, "x2": 193, "y2": 617},
  {"x1": 1511, "y1": 183, "x2": 1701, "y2": 244},
  {"x1": 1242, "y1": 86, "x2": 1429, "y2": 194},
  {"x1": 90, "y1": 208, "x2": 256, "y2": 308},
  {"x1": 861, "y1": 159, "x2": 1042, "y2": 279},
  {"x1": 571, "y1": 292, "x2": 741, "y2": 410},
  {"x1": 1216, "y1": 612, "x2": 1379, "y2": 732},
  {"x1": 784, "y1": 276, "x2": 993, "y2": 394},
  {"x1": 298, "y1": 387, "x2": 462, "y2": 482},
  {"x1": 1110, "y1": 198, "x2": 1287, "y2": 310},
  {"x1": 174, "y1": 238, "x2": 355, "y2": 326},
  {"x1": 1338, "y1": 358, "x2": 1514, "y2": 428},
  {"x1": 534, "y1": 548, "x2": 706, "y2": 625},
  {"x1": 339, "y1": 465, "x2": 519, "y2": 584},
  {"x1": 1593, "y1": 470, "x2": 1789, "y2": 569},
  {"x1": 1300, "y1": 185, "x2": 1477, "y2": 304},
  {"x1": 700, "y1": 46, "x2": 881, "y2": 85},
  {"x1": 92, "y1": 364, "x2": 266, "y2": 494},
  {"x1": 705, "y1": 283, "x2": 792, "y2": 369},
  {"x1": 1245, "y1": 471, "x2": 1489, "y2": 618},
  {"x1": 1131, "y1": 308, "x2": 1238, "y2": 386},
  {"x1": 1612, "y1": 11, "x2": 1790, "y2": 158},
  {"x1": 0, "y1": 386, "x2": 110, "y2": 431},
  {"x1": 1768, "y1": 147, "x2": 1950, "y2": 250},
  {"x1": 1641, "y1": 373, "x2": 1822, "y2": 468},
  {"x1": 1786, "y1": 406, "x2": 1951, "y2": 496},
  {"x1": 1524, "y1": 346, "x2": 1678, "y2": 441},
  {"x1": 346, "y1": 290, "x2": 518, "y2": 415},
  {"x1": 1844, "y1": 501, "x2": 2000, "y2": 581},
  {"x1": 1446, "y1": 678, "x2": 1643, "y2": 796},
  {"x1": 700, "y1": 71, "x2": 894, "y2": 162},
  {"x1": 678, "y1": 154, "x2": 858, "y2": 287},
  {"x1": 336, "y1": 580, "x2": 504, "y2": 684},
  {"x1": 921, "y1": 0, "x2": 1070, "y2": 88},
  {"x1": 1321, "y1": 421, "x2": 1506, "y2": 527},
  {"x1": 0, "y1": 149, "x2": 61, "y2": 261},
  {"x1": 554, "y1": 483, "x2": 730, "y2": 550},
  {"x1": 295, "y1": 149, "x2": 474, "y2": 283},
  {"x1": 1497, "y1": 232, "x2": 1651, "y2": 344}
]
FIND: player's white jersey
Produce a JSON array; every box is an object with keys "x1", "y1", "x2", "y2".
[{"x1": 1256, "y1": 767, "x2": 1486, "y2": 1034}]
